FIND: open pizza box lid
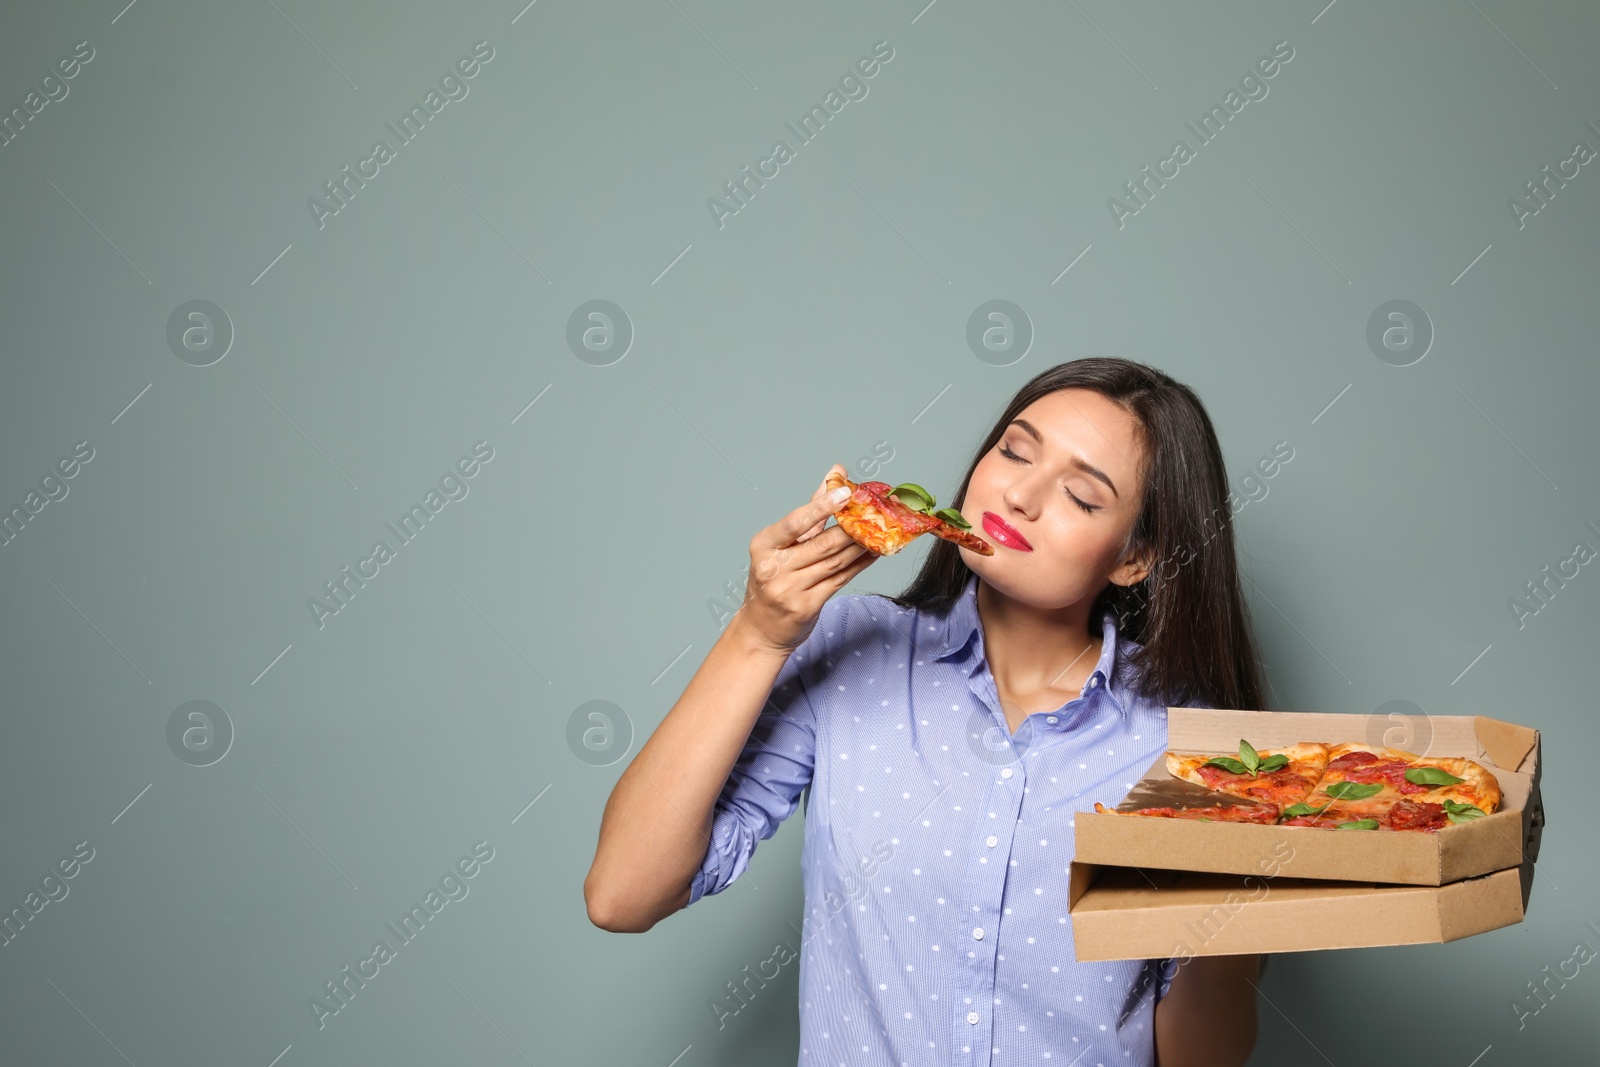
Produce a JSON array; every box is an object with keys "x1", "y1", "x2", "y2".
[
  {"x1": 1065, "y1": 849, "x2": 1537, "y2": 961},
  {"x1": 1072, "y1": 708, "x2": 1542, "y2": 887}
]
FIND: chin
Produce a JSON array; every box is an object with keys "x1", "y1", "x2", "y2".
[
  {"x1": 965, "y1": 553, "x2": 1026, "y2": 593},
  {"x1": 968, "y1": 552, "x2": 1088, "y2": 610}
]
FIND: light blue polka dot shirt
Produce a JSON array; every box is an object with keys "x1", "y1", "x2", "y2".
[{"x1": 689, "y1": 572, "x2": 1190, "y2": 1066}]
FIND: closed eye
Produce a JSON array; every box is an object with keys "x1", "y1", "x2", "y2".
[{"x1": 997, "y1": 443, "x2": 1099, "y2": 514}]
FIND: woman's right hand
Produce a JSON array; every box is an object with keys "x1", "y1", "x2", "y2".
[{"x1": 737, "y1": 463, "x2": 879, "y2": 655}]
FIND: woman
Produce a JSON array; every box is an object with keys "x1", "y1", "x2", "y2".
[{"x1": 586, "y1": 358, "x2": 1267, "y2": 1067}]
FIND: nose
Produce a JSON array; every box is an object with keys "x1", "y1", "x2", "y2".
[{"x1": 1000, "y1": 472, "x2": 1042, "y2": 521}]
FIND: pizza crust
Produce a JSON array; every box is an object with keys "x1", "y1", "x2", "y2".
[{"x1": 1412, "y1": 757, "x2": 1501, "y2": 812}]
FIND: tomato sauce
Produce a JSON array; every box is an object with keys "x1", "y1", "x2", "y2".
[
  {"x1": 1194, "y1": 763, "x2": 1308, "y2": 804},
  {"x1": 1326, "y1": 750, "x2": 1432, "y2": 795}
]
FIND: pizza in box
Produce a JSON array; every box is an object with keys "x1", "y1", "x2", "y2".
[{"x1": 1093, "y1": 739, "x2": 1502, "y2": 833}]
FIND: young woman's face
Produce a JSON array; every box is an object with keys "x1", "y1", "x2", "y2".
[{"x1": 958, "y1": 388, "x2": 1150, "y2": 610}]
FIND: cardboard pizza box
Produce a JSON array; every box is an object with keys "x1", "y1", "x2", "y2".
[
  {"x1": 1065, "y1": 848, "x2": 1536, "y2": 961},
  {"x1": 1072, "y1": 707, "x2": 1542, "y2": 887}
]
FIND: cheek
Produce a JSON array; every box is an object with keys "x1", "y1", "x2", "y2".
[
  {"x1": 965, "y1": 458, "x2": 1002, "y2": 500},
  {"x1": 1044, "y1": 511, "x2": 1129, "y2": 566}
]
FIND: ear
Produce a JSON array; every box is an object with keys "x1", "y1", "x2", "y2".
[{"x1": 1109, "y1": 545, "x2": 1152, "y2": 588}]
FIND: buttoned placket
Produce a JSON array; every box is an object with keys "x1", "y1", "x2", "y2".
[
  {"x1": 930, "y1": 588, "x2": 1124, "y2": 1065},
  {"x1": 951, "y1": 651, "x2": 1023, "y2": 1064},
  {"x1": 950, "y1": 646, "x2": 1113, "y2": 1065}
]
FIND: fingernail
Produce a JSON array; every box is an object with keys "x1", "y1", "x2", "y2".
[{"x1": 829, "y1": 487, "x2": 851, "y2": 505}]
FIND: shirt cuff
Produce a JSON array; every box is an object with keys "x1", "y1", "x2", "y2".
[{"x1": 1155, "y1": 956, "x2": 1181, "y2": 1001}]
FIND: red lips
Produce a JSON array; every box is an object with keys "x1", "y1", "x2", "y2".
[{"x1": 982, "y1": 512, "x2": 1032, "y2": 551}]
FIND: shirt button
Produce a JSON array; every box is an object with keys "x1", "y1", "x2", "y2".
[
  {"x1": 1047, "y1": 716, "x2": 1058, "y2": 724},
  {"x1": 972, "y1": 926, "x2": 984, "y2": 940},
  {"x1": 967, "y1": 1011, "x2": 980, "y2": 1024},
  {"x1": 985, "y1": 834, "x2": 998, "y2": 847},
  {"x1": 1001, "y1": 767, "x2": 1014, "y2": 779}
]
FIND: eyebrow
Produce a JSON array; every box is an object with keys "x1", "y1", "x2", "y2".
[{"x1": 1008, "y1": 419, "x2": 1119, "y2": 498}]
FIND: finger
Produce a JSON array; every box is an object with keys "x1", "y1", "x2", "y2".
[
  {"x1": 814, "y1": 462, "x2": 847, "y2": 491},
  {"x1": 795, "y1": 515, "x2": 829, "y2": 542},
  {"x1": 755, "y1": 525, "x2": 860, "y2": 582},
  {"x1": 797, "y1": 466, "x2": 850, "y2": 542},
  {"x1": 804, "y1": 538, "x2": 878, "y2": 591},
  {"x1": 764, "y1": 477, "x2": 852, "y2": 549},
  {"x1": 796, "y1": 529, "x2": 873, "y2": 578}
]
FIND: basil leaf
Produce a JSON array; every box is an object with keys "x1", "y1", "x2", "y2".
[
  {"x1": 1444, "y1": 800, "x2": 1486, "y2": 822},
  {"x1": 1257, "y1": 753, "x2": 1289, "y2": 774},
  {"x1": 1239, "y1": 739, "x2": 1260, "y2": 775},
  {"x1": 1280, "y1": 801, "x2": 1331, "y2": 818},
  {"x1": 1324, "y1": 781, "x2": 1383, "y2": 801},
  {"x1": 933, "y1": 507, "x2": 972, "y2": 530},
  {"x1": 889, "y1": 483, "x2": 935, "y2": 511},
  {"x1": 1337, "y1": 819, "x2": 1380, "y2": 830},
  {"x1": 1405, "y1": 766, "x2": 1465, "y2": 786},
  {"x1": 1195, "y1": 816, "x2": 1214, "y2": 822},
  {"x1": 1204, "y1": 756, "x2": 1251, "y2": 775}
]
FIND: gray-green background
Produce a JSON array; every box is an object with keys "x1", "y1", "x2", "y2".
[{"x1": 1, "y1": 0, "x2": 1595, "y2": 1063}]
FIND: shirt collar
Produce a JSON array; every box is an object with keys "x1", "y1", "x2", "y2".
[{"x1": 931, "y1": 572, "x2": 1123, "y2": 695}]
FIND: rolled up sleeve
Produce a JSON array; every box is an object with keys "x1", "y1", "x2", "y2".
[{"x1": 685, "y1": 597, "x2": 844, "y2": 905}]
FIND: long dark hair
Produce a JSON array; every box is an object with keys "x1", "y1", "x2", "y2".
[{"x1": 880, "y1": 357, "x2": 1267, "y2": 711}]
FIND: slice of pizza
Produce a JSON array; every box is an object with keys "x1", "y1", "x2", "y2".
[
  {"x1": 1278, "y1": 744, "x2": 1417, "y2": 827},
  {"x1": 1280, "y1": 744, "x2": 1503, "y2": 831},
  {"x1": 825, "y1": 470, "x2": 994, "y2": 556},
  {"x1": 1166, "y1": 741, "x2": 1329, "y2": 811},
  {"x1": 1093, "y1": 801, "x2": 1280, "y2": 824}
]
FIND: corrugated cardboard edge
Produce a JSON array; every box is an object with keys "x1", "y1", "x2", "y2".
[{"x1": 1067, "y1": 859, "x2": 1532, "y2": 960}]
